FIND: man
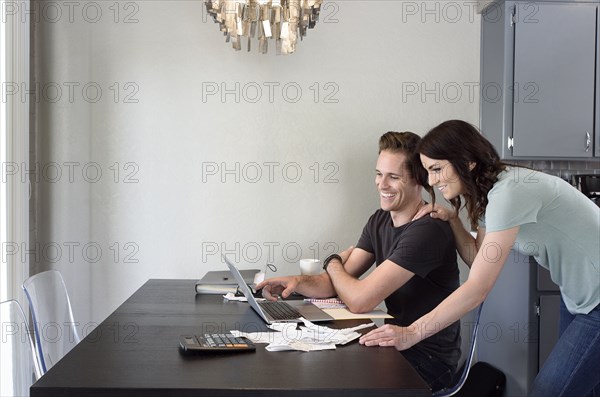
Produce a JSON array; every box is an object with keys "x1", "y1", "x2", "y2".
[{"x1": 256, "y1": 131, "x2": 461, "y2": 392}]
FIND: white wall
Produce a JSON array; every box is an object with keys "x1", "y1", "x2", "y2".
[{"x1": 29, "y1": 0, "x2": 481, "y2": 328}]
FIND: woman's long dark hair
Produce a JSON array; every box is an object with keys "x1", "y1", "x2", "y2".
[{"x1": 417, "y1": 120, "x2": 507, "y2": 230}]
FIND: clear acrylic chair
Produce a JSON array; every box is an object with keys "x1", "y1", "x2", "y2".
[
  {"x1": 0, "y1": 300, "x2": 43, "y2": 396},
  {"x1": 432, "y1": 303, "x2": 484, "y2": 397},
  {"x1": 22, "y1": 270, "x2": 81, "y2": 373}
]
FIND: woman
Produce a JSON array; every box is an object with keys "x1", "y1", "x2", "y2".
[{"x1": 359, "y1": 120, "x2": 600, "y2": 397}]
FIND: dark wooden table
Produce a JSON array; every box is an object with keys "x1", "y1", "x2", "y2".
[{"x1": 30, "y1": 279, "x2": 430, "y2": 397}]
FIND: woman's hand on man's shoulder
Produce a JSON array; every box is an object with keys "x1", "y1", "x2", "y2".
[{"x1": 412, "y1": 203, "x2": 456, "y2": 222}]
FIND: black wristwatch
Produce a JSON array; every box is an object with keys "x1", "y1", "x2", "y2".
[{"x1": 322, "y1": 254, "x2": 342, "y2": 272}]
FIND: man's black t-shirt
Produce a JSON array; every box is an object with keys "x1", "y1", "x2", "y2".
[{"x1": 356, "y1": 209, "x2": 461, "y2": 371}]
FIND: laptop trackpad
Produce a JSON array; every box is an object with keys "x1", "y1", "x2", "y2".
[{"x1": 292, "y1": 302, "x2": 334, "y2": 322}]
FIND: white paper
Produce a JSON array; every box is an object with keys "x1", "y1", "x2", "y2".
[
  {"x1": 223, "y1": 292, "x2": 265, "y2": 302},
  {"x1": 229, "y1": 318, "x2": 374, "y2": 352},
  {"x1": 262, "y1": 20, "x2": 272, "y2": 38},
  {"x1": 253, "y1": 272, "x2": 265, "y2": 284},
  {"x1": 280, "y1": 21, "x2": 289, "y2": 39}
]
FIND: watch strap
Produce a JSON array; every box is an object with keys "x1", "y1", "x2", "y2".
[{"x1": 323, "y1": 254, "x2": 342, "y2": 272}]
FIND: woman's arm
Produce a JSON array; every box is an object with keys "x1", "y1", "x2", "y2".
[
  {"x1": 448, "y1": 217, "x2": 484, "y2": 267},
  {"x1": 359, "y1": 226, "x2": 519, "y2": 350}
]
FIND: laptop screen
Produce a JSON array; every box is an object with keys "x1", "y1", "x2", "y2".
[{"x1": 222, "y1": 255, "x2": 263, "y2": 309}]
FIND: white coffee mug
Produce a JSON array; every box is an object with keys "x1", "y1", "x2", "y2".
[{"x1": 299, "y1": 259, "x2": 321, "y2": 276}]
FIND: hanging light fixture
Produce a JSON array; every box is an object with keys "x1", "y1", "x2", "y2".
[{"x1": 204, "y1": 0, "x2": 323, "y2": 54}]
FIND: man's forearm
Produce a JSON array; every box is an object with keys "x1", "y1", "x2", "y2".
[
  {"x1": 325, "y1": 261, "x2": 377, "y2": 313},
  {"x1": 295, "y1": 272, "x2": 337, "y2": 298}
]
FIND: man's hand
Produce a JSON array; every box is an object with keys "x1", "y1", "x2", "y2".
[
  {"x1": 255, "y1": 276, "x2": 300, "y2": 301},
  {"x1": 412, "y1": 203, "x2": 456, "y2": 222},
  {"x1": 256, "y1": 246, "x2": 357, "y2": 302},
  {"x1": 358, "y1": 323, "x2": 421, "y2": 351}
]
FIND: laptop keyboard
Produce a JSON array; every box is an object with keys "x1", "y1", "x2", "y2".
[{"x1": 259, "y1": 301, "x2": 302, "y2": 320}]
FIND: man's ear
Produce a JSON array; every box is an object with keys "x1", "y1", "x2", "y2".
[{"x1": 468, "y1": 162, "x2": 476, "y2": 171}]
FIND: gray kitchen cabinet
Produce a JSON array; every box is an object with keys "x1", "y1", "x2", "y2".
[
  {"x1": 597, "y1": 15, "x2": 600, "y2": 159},
  {"x1": 477, "y1": 249, "x2": 536, "y2": 397},
  {"x1": 538, "y1": 294, "x2": 560, "y2": 368},
  {"x1": 477, "y1": 252, "x2": 560, "y2": 397},
  {"x1": 480, "y1": 0, "x2": 599, "y2": 159}
]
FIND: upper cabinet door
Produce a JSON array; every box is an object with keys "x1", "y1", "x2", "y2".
[
  {"x1": 512, "y1": 3, "x2": 596, "y2": 158},
  {"x1": 596, "y1": 6, "x2": 600, "y2": 158}
]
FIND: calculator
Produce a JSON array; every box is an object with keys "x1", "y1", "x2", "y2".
[{"x1": 179, "y1": 333, "x2": 256, "y2": 354}]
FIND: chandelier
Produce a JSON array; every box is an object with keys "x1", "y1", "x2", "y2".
[{"x1": 204, "y1": 0, "x2": 323, "y2": 54}]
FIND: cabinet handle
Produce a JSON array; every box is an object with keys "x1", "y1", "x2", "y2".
[{"x1": 586, "y1": 131, "x2": 591, "y2": 152}]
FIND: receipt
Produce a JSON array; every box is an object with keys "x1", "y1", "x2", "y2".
[{"x1": 230, "y1": 318, "x2": 374, "y2": 352}]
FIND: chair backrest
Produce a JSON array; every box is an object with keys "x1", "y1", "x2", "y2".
[
  {"x1": 22, "y1": 270, "x2": 81, "y2": 374},
  {"x1": 0, "y1": 300, "x2": 43, "y2": 396},
  {"x1": 432, "y1": 303, "x2": 484, "y2": 397}
]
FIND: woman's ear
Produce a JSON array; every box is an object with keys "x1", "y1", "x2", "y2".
[{"x1": 468, "y1": 162, "x2": 476, "y2": 171}]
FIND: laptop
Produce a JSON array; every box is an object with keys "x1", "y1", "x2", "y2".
[
  {"x1": 195, "y1": 269, "x2": 260, "y2": 295},
  {"x1": 223, "y1": 255, "x2": 334, "y2": 324}
]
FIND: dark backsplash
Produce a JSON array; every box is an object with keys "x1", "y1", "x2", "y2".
[{"x1": 511, "y1": 159, "x2": 600, "y2": 183}]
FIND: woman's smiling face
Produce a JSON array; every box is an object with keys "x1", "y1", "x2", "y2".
[{"x1": 419, "y1": 154, "x2": 466, "y2": 200}]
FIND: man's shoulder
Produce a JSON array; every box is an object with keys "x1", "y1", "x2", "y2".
[
  {"x1": 410, "y1": 215, "x2": 453, "y2": 233},
  {"x1": 405, "y1": 216, "x2": 455, "y2": 246}
]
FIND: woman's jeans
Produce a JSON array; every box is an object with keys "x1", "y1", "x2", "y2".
[{"x1": 530, "y1": 298, "x2": 600, "y2": 397}]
